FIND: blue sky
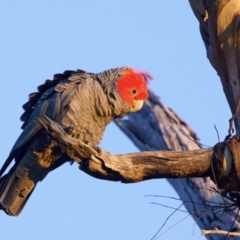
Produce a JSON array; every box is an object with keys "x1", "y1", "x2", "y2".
[{"x1": 0, "y1": 1, "x2": 231, "y2": 239}]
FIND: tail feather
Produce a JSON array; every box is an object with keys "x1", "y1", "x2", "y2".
[{"x1": 0, "y1": 166, "x2": 36, "y2": 216}]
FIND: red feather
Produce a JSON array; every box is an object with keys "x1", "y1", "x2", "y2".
[{"x1": 116, "y1": 68, "x2": 153, "y2": 105}]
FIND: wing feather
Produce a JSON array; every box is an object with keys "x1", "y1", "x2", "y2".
[{"x1": 0, "y1": 69, "x2": 88, "y2": 177}]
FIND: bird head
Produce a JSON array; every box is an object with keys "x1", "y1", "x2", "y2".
[{"x1": 116, "y1": 68, "x2": 152, "y2": 112}]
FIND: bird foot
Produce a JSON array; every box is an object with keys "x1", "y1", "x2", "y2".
[
  {"x1": 63, "y1": 125, "x2": 74, "y2": 134},
  {"x1": 93, "y1": 146, "x2": 102, "y2": 156}
]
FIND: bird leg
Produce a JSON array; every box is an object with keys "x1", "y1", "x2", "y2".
[
  {"x1": 92, "y1": 146, "x2": 102, "y2": 155},
  {"x1": 38, "y1": 115, "x2": 98, "y2": 163},
  {"x1": 63, "y1": 125, "x2": 74, "y2": 134}
]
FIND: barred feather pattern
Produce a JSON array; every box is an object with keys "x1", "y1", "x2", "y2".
[{"x1": 0, "y1": 67, "x2": 141, "y2": 216}]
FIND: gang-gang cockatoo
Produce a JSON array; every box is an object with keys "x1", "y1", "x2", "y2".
[{"x1": 0, "y1": 67, "x2": 152, "y2": 216}]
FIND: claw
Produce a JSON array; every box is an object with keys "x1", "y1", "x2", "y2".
[
  {"x1": 94, "y1": 146, "x2": 102, "y2": 155},
  {"x1": 63, "y1": 125, "x2": 74, "y2": 134}
]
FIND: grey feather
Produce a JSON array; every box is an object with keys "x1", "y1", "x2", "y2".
[{"x1": 0, "y1": 67, "x2": 133, "y2": 216}]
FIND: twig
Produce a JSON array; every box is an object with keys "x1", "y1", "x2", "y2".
[
  {"x1": 157, "y1": 214, "x2": 191, "y2": 239},
  {"x1": 182, "y1": 133, "x2": 211, "y2": 148},
  {"x1": 202, "y1": 228, "x2": 240, "y2": 237},
  {"x1": 214, "y1": 124, "x2": 220, "y2": 143},
  {"x1": 223, "y1": 207, "x2": 240, "y2": 240},
  {"x1": 150, "y1": 203, "x2": 185, "y2": 240},
  {"x1": 149, "y1": 202, "x2": 188, "y2": 213}
]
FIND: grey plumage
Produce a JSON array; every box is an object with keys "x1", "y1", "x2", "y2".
[{"x1": 0, "y1": 67, "x2": 139, "y2": 216}]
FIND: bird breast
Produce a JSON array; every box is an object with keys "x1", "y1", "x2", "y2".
[{"x1": 60, "y1": 81, "x2": 112, "y2": 147}]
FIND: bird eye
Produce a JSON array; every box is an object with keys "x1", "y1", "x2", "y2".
[{"x1": 132, "y1": 89, "x2": 137, "y2": 94}]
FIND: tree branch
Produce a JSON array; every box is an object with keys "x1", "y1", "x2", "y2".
[
  {"x1": 39, "y1": 115, "x2": 213, "y2": 182},
  {"x1": 39, "y1": 114, "x2": 240, "y2": 193}
]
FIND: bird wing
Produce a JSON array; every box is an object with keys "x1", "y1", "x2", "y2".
[{"x1": 0, "y1": 70, "x2": 88, "y2": 177}]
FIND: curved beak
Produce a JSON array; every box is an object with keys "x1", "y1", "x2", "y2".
[{"x1": 130, "y1": 100, "x2": 144, "y2": 112}]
